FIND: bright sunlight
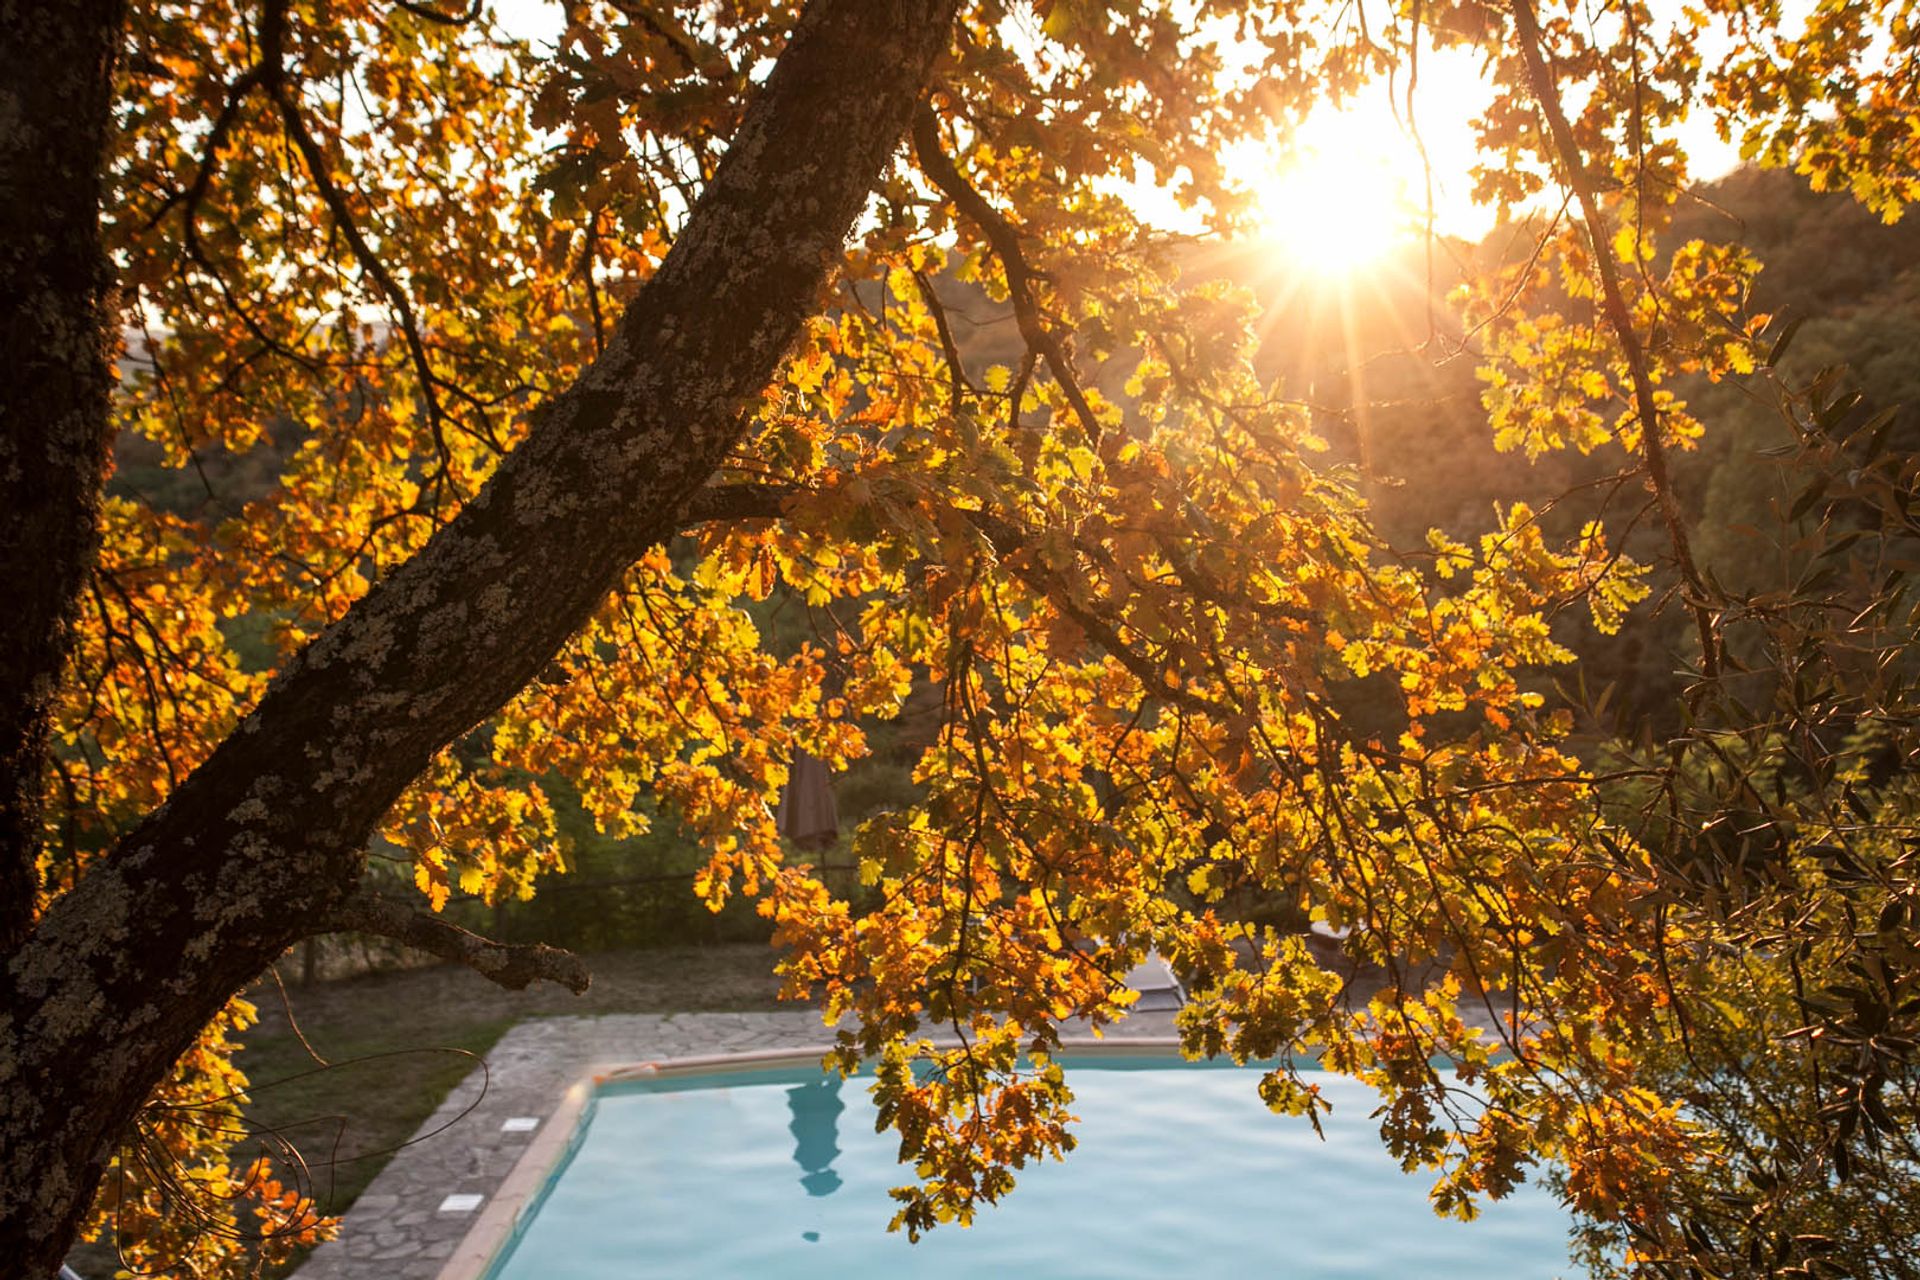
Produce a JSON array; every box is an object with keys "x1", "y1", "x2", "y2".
[
  {"x1": 1250, "y1": 114, "x2": 1417, "y2": 279},
  {"x1": 1238, "y1": 39, "x2": 1744, "y2": 279},
  {"x1": 1238, "y1": 52, "x2": 1491, "y2": 279}
]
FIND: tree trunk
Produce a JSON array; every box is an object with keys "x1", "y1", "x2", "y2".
[
  {"x1": 0, "y1": 0, "x2": 126, "y2": 955},
  {"x1": 0, "y1": 0, "x2": 959, "y2": 1273}
]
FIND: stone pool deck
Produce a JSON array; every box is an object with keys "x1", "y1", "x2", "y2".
[{"x1": 291, "y1": 1008, "x2": 1179, "y2": 1279}]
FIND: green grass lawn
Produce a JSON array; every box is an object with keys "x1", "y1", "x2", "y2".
[
  {"x1": 65, "y1": 983, "x2": 522, "y2": 1280},
  {"x1": 42, "y1": 945, "x2": 791, "y2": 1278},
  {"x1": 66, "y1": 970, "x2": 534, "y2": 1279},
  {"x1": 237, "y1": 1008, "x2": 521, "y2": 1218},
  {"x1": 234, "y1": 944, "x2": 787, "y2": 1225}
]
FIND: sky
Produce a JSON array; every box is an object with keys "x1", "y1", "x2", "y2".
[
  {"x1": 1183, "y1": 19, "x2": 1751, "y2": 257},
  {"x1": 486, "y1": 0, "x2": 1752, "y2": 256}
]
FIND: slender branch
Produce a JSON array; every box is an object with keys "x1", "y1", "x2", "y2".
[
  {"x1": 326, "y1": 889, "x2": 591, "y2": 993},
  {"x1": 582, "y1": 209, "x2": 608, "y2": 357},
  {"x1": 910, "y1": 265, "x2": 974, "y2": 416},
  {"x1": 273, "y1": 80, "x2": 460, "y2": 470},
  {"x1": 157, "y1": 63, "x2": 272, "y2": 239},
  {"x1": 1006, "y1": 349, "x2": 1037, "y2": 431},
  {"x1": 1510, "y1": 0, "x2": 1719, "y2": 680},
  {"x1": 910, "y1": 106, "x2": 1105, "y2": 449},
  {"x1": 392, "y1": 0, "x2": 481, "y2": 25},
  {"x1": 615, "y1": 1, "x2": 706, "y2": 71},
  {"x1": 962, "y1": 508, "x2": 1228, "y2": 718}
]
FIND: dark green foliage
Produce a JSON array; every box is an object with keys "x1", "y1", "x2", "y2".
[
  {"x1": 468, "y1": 789, "x2": 773, "y2": 951},
  {"x1": 1579, "y1": 343, "x2": 1920, "y2": 1278}
]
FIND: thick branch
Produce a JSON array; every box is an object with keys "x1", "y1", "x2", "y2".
[
  {"x1": 327, "y1": 890, "x2": 590, "y2": 993},
  {"x1": 679, "y1": 481, "x2": 799, "y2": 526},
  {"x1": 1511, "y1": 0, "x2": 1719, "y2": 680}
]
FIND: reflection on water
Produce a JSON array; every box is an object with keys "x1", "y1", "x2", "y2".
[
  {"x1": 786, "y1": 1078, "x2": 844, "y2": 1197},
  {"x1": 496, "y1": 1066, "x2": 1578, "y2": 1280}
]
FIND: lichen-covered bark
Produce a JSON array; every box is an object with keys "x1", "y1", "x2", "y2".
[
  {"x1": 0, "y1": 0, "x2": 126, "y2": 954},
  {"x1": 0, "y1": 0, "x2": 959, "y2": 1272}
]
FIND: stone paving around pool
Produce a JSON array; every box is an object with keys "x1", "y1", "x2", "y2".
[{"x1": 292, "y1": 1008, "x2": 1180, "y2": 1279}]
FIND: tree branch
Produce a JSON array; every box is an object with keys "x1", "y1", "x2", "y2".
[
  {"x1": 327, "y1": 889, "x2": 590, "y2": 993},
  {"x1": 392, "y1": 0, "x2": 482, "y2": 25},
  {"x1": 272, "y1": 72, "x2": 466, "y2": 472},
  {"x1": 962, "y1": 507, "x2": 1230, "y2": 718},
  {"x1": 910, "y1": 106, "x2": 1106, "y2": 450},
  {"x1": 910, "y1": 265, "x2": 974, "y2": 416},
  {"x1": 1511, "y1": 0, "x2": 1719, "y2": 680},
  {"x1": 678, "y1": 482, "x2": 799, "y2": 526}
]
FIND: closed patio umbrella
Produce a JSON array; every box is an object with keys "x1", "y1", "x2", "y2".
[{"x1": 776, "y1": 749, "x2": 839, "y2": 850}]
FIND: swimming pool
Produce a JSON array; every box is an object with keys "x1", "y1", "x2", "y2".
[{"x1": 481, "y1": 1052, "x2": 1574, "y2": 1278}]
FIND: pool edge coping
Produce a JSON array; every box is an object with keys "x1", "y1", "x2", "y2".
[
  {"x1": 431, "y1": 1066, "x2": 593, "y2": 1280},
  {"x1": 431, "y1": 1037, "x2": 1186, "y2": 1280}
]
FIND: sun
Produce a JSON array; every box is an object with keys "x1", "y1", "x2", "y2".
[
  {"x1": 1249, "y1": 112, "x2": 1419, "y2": 279},
  {"x1": 1254, "y1": 151, "x2": 1412, "y2": 276}
]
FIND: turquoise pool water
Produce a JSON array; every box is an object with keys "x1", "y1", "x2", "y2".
[{"x1": 489, "y1": 1059, "x2": 1575, "y2": 1278}]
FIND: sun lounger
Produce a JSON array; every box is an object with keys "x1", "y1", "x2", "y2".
[{"x1": 1122, "y1": 947, "x2": 1186, "y2": 1011}]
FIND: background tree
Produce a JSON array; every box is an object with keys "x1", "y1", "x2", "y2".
[{"x1": 4, "y1": 0, "x2": 1919, "y2": 1276}]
